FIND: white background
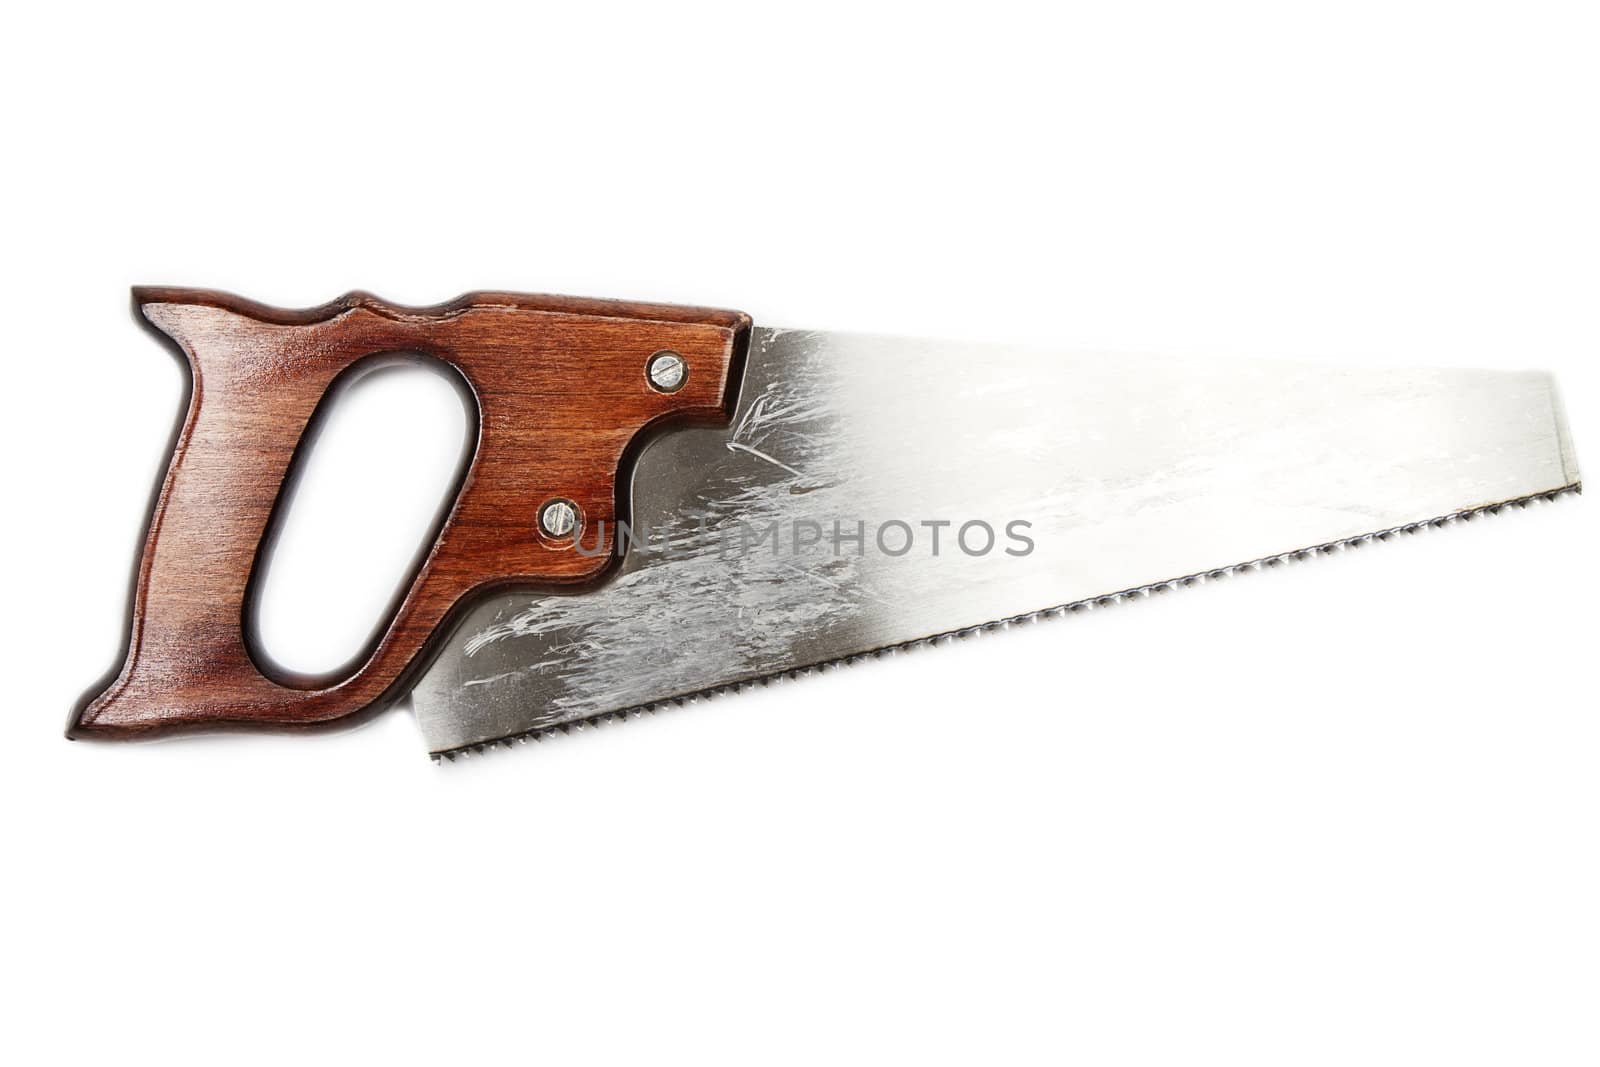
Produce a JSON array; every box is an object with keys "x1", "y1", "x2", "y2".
[{"x1": 2, "y1": 2, "x2": 1596, "y2": 1064}]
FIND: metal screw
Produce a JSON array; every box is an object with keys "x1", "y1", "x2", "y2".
[
  {"x1": 538, "y1": 498, "x2": 579, "y2": 539},
  {"x1": 647, "y1": 350, "x2": 688, "y2": 393}
]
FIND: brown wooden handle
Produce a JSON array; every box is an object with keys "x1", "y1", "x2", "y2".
[{"x1": 72, "y1": 288, "x2": 750, "y2": 739}]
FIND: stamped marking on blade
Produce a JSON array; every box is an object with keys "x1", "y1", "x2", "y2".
[{"x1": 413, "y1": 328, "x2": 1580, "y2": 757}]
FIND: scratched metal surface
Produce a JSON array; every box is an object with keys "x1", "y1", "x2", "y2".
[{"x1": 411, "y1": 328, "x2": 1580, "y2": 755}]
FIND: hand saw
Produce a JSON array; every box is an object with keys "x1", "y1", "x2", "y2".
[{"x1": 70, "y1": 288, "x2": 1582, "y2": 758}]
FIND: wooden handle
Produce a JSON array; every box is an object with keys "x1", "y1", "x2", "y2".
[{"x1": 72, "y1": 288, "x2": 750, "y2": 738}]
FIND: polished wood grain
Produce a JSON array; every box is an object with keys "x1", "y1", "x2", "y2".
[{"x1": 72, "y1": 289, "x2": 751, "y2": 738}]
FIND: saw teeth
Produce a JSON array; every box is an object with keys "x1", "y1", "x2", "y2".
[{"x1": 431, "y1": 482, "x2": 1581, "y2": 763}]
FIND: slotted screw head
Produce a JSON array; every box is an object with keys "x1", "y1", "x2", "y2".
[
  {"x1": 647, "y1": 350, "x2": 687, "y2": 393},
  {"x1": 539, "y1": 498, "x2": 579, "y2": 539}
]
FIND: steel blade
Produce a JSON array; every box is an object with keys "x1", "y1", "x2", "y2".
[{"x1": 412, "y1": 328, "x2": 1580, "y2": 756}]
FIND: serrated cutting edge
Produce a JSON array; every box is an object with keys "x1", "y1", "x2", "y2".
[{"x1": 430, "y1": 481, "x2": 1580, "y2": 762}]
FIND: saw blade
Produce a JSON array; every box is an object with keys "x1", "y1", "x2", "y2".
[{"x1": 412, "y1": 328, "x2": 1580, "y2": 757}]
